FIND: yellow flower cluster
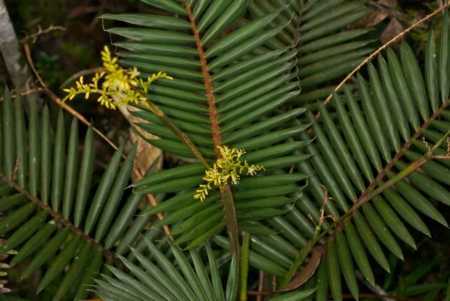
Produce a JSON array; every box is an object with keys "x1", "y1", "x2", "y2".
[
  {"x1": 194, "y1": 146, "x2": 264, "y2": 202},
  {"x1": 63, "y1": 46, "x2": 173, "y2": 109}
]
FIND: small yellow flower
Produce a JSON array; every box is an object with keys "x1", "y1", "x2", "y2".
[
  {"x1": 63, "y1": 46, "x2": 173, "y2": 109},
  {"x1": 194, "y1": 146, "x2": 264, "y2": 202}
]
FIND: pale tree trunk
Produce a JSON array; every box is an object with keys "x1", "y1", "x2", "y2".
[{"x1": 0, "y1": 0, "x2": 31, "y2": 90}]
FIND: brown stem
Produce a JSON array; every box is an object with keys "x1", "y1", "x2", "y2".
[
  {"x1": 256, "y1": 271, "x2": 265, "y2": 301},
  {"x1": 185, "y1": 3, "x2": 240, "y2": 257},
  {"x1": 0, "y1": 86, "x2": 44, "y2": 103},
  {"x1": 185, "y1": 5, "x2": 222, "y2": 153},
  {"x1": 20, "y1": 25, "x2": 65, "y2": 44}
]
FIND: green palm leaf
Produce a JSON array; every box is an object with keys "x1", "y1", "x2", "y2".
[
  {"x1": 264, "y1": 13, "x2": 450, "y2": 301},
  {"x1": 5, "y1": 0, "x2": 450, "y2": 300},
  {"x1": 0, "y1": 90, "x2": 154, "y2": 300},
  {"x1": 96, "y1": 238, "x2": 316, "y2": 301},
  {"x1": 249, "y1": 0, "x2": 373, "y2": 109},
  {"x1": 103, "y1": 0, "x2": 310, "y2": 253}
]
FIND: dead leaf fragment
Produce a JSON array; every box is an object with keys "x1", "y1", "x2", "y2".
[
  {"x1": 278, "y1": 246, "x2": 324, "y2": 292},
  {"x1": 380, "y1": 18, "x2": 404, "y2": 44}
]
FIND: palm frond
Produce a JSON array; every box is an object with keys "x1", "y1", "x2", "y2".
[
  {"x1": 103, "y1": 0, "x2": 310, "y2": 251},
  {"x1": 66, "y1": 2, "x2": 450, "y2": 301},
  {"x1": 0, "y1": 90, "x2": 155, "y2": 300},
  {"x1": 96, "y1": 238, "x2": 317, "y2": 301},
  {"x1": 249, "y1": 0, "x2": 373, "y2": 110},
  {"x1": 258, "y1": 12, "x2": 450, "y2": 301},
  {"x1": 296, "y1": 0, "x2": 372, "y2": 110},
  {"x1": 97, "y1": 239, "x2": 238, "y2": 301}
]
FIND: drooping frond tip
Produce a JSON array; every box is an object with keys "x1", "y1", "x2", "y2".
[
  {"x1": 63, "y1": 46, "x2": 173, "y2": 109},
  {"x1": 194, "y1": 146, "x2": 264, "y2": 202}
]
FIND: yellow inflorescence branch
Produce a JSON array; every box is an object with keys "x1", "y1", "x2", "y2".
[
  {"x1": 63, "y1": 46, "x2": 264, "y2": 201},
  {"x1": 63, "y1": 46, "x2": 173, "y2": 109},
  {"x1": 194, "y1": 146, "x2": 264, "y2": 202}
]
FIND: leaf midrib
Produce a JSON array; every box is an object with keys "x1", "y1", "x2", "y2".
[
  {"x1": 185, "y1": 4, "x2": 222, "y2": 154},
  {"x1": 0, "y1": 174, "x2": 114, "y2": 262},
  {"x1": 184, "y1": 3, "x2": 240, "y2": 259},
  {"x1": 349, "y1": 99, "x2": 450, "y2": 215}
]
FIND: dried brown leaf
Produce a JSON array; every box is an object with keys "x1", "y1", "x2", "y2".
[
  {"x1": 118, "y1": 105, "x2": 162, "y2": 182},
  {"x1": 278, "y1": 246, "x2": 324, "y2": 292},
  {"x1": 380, "y1": 18, "x2": 404, "y2": 44}
]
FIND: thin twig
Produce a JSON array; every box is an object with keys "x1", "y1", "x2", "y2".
[
  {"x1": 20, "y1": 25, "x2": 65, "y2": 44},
  {"x1": 0, "y1": 86, "x2": 44, "y2": 102},
  {"x1": 256, "y1": 271, "x2": 265, "y2": 301},
  {"x1": 23, "y1": 42, "x2": 120, "y2": 152}
]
